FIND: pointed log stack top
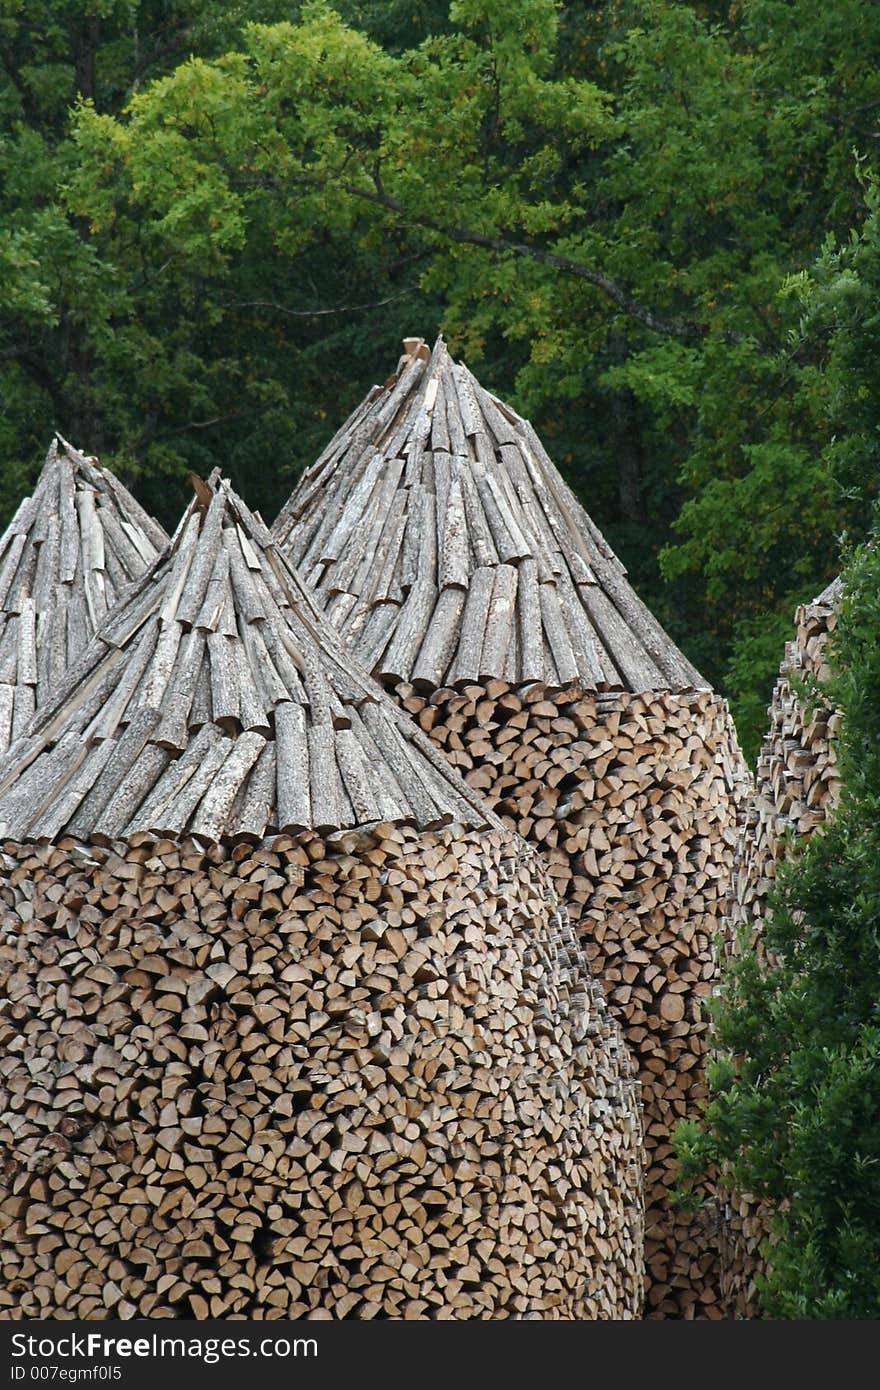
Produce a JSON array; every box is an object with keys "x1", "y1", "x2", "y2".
[
  {"x1": 810, "y1": 574, "x2": 843, "y2": 612},
  {"x1": 0, "y1": 436, "x2": 168, "y2": 754},
  {"x1": 274, "y1": 336, "x2": 706, "y2": 693},
  {"x1": 0, "y1": 477, "x2": 495, "y2": 845}
]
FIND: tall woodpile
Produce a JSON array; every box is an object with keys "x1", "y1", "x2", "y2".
[
  {"x1": 395, "y1": 682, "x2": 745, "y2": 1318},
  {"x1": 720, "y1": 577, "x2": 843, "y2": 1318},
  {"x1": 0, "y1": 475, "x2": 644, "y2": 1319},
  {"x1": 725, "y1": 578, "x2": 842, "y2": 950},
  {"x1": 274, "y1": 336, "x2": 750, "y2": 1318},
  {"x1": 0, "y1": 436, "x2": 167, "y2": 757}
]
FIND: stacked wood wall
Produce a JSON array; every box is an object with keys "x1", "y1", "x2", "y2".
[
  {"x1": 720, "y1": 587, "x2": 842, "y2": 1317},
  {"x1": 393, "y1": 678, "x2": 750, "y2": 1318},
  {"x1": 0, "y1": 823, "x2": 644, "y2": 1320}
]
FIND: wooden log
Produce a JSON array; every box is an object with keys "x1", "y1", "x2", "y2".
[
  {"x1": 275, "y1": 701, "x2": 311, "y2": 832},
  {"x1": 411, "y1": 587, "x2": 466, "y2": 690},
  {"x1": 87, "y1": 621, "x2": 161, "y2": 741},
  {"x1": 189, "y1": 730, "x2": 266, "y2": 843},
  {"x1": 126, "y1": 723, "x2": 223, "y2": 835},
  {"x1": 153, "y1": 630, "x2": 207, "y2": 751},
  {"x1": 229, "y1": 740, "x2": 276, "y2": 840},
  {"x1": 0, "y1": 682, "x2": 14, "y2": 753},
  {"x1": 154, "y1": 731, "x2": 232, "y2": 834},
  {"x1": 480, "y1": 566, "x2": 518, "y2": 681},
  {"x1": 376, "y1": 579, "x2": 438, "y2": 686},
  {"x1": 516, "y1": 557, "x2": 544, "y2": 685},
  {"x1": 17, "y1": 597, "x2": 37, "y2": 687},
  {"x1": 67, "y1": 707, "x2": 161, "y2": 839},
  {"x1": 447, "y1": 567, "x2": 495, "y2": 686},
  {"x1": 307, "y1": 724, "x2": 341, "y2": 832},
  {"x1": 175, "y1": 490, "x2": 226, "y2": 628},
  {"x1": 207, "y1": 633, "x2": 239, "y2": 727},
  {"x1": 439, "y1": 476, "x2": 469, "y2": 591},
  {"x1": 92, "y1": 744, "x2": 171, "y2": 842}
]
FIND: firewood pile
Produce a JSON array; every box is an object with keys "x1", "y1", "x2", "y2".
[
  {"x1": 274, "y1": 337, "x2": 750, "y2": 1318},
  {"x1": 720, "y1": 577, "x2": 843, "y2": 1318},
  {"x1": 0, "y1": 437, "x2": 167, "y2": 757},
  {"x1": 726, "y1": 577, "x2": 842, "y2": 952},
  {"x1": 275, "y1": 337, "x2": 704, "y2": 695},
  {"x1": 0, "y1": 477, "x2": 497, "y2": 844},
  {"x1": 0, "y1": 473, "x2": 644, "y2": 1320},
  {"x1": 392, "y1": 680, "x2": 747, "y2": 1318},
  {"x1": 0, "y1": 825, "x2": 644, "y2": 1320}
]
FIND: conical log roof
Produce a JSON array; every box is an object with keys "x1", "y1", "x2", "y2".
[
  {"x1": 0, "y1": 477, "x2": 495, "y2": 844},
  {"x1": 0, "y1": 436, "x2": 167, "y2": 754},
  {"x1": 274, "y1": 336, "x2": 706, "y2": 693},
  {"x1": 810, "y1": 574, "x2": 843, "y2": 611}
]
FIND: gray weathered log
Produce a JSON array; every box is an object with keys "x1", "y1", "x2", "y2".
[
  {"x1": 411, "y1": 586, "x2": 466, "y2": 688},
  {"x1": 274, "y1": 700, "x2": 311, "y2": 832},
  {"x1": 189, "y1": 729, "x2": 266, "y2": 843},
  {"x1": 480, "y1": 565, "x2": 519, "y2": 681},
  {"x1": 448, "y1": 566, "x2": 495, "y2": 685}
]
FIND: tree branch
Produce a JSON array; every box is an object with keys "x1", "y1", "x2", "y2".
[
  {"x1": 153, "y1": 405, "x2": 272, "y2": 443},
  {"x1": 224, "y1": 285, "x2": 417, "y2": 319},
  {"x1": 338, "y1": 180, "x2": 708, "y2": 341}
]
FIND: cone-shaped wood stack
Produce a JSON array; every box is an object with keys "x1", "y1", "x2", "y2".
[
  {"x1": 0, "y1": 436, "x2": 167, "y2": 756},
  {"x1": 0, "y1": 476, "x2": 495, "y2": 844},
  {"x1": 0, "y1": 476, "x2": 645, "y2": 1319},
  {"x1": 274, "y1": 337, "x2": 751, "y2": 1318},
  {"x1": 721, "y1": 577, "x2": 843, "y2": 1318},
  {"x1": 274, "y1": 337, "x2": 704, "y2": 694}
]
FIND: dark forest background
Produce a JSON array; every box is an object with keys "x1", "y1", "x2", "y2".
[{"x1": 4, "y1": 0, "x2": 880, "y2": 754}]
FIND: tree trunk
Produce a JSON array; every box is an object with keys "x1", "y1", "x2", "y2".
[{"x1": 608, "y1": 334, "x2": 645, "y2": 528}]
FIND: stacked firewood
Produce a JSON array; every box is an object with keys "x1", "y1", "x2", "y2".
[
  {"x1": 0, "y1": 824, "x2": 644, "y2": 1320},
  {"x1": 0, "y1": 436, "x2": 167, "y2": 755},
  {"x1": 720, "y1": 578, "x2": 842, "y2": 1318},
  {"x1": 726, "y1": 578, "x2": 842, "y2": 953},
  {"x1": 0, "y1": 477, "x2": 495, "y2": 845},
  {"x1": 275, "y1": 337, "x2": 750, "y2": 1318},
  {"x1": 275, "y1": 337, "x2": 704, "y2": 696},
  {"x1": 0, "y1": 470, "x2": 645, "y2": 1319},
  {"x1": 394, "y1": 678, "x2": 749, "y2": 1318}
]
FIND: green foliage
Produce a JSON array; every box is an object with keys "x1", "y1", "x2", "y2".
[
  {"x1": 677, "y1": 540, "x2": 880, "y2": 1318},
  {"x1": 0, "y1": 1, "x2": 443, "y2": 528},
  {"x1": 723, "y1": 605, "x2": 799, "y2": 762},
  {"x1": 3, "y1": 1, "x2": 880, "y2": 738}
]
